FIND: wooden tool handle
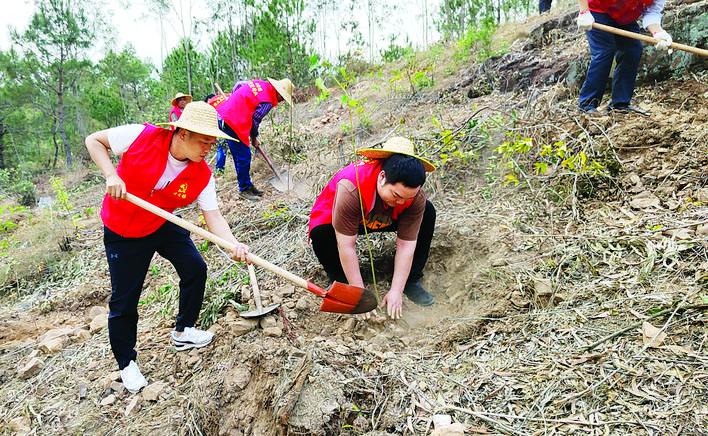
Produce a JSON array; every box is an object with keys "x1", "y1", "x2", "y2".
[
  {"x1": 125, "y1": 193, "x2": 313, "y2": 292},
  {"x1": 247, "y1": 263, "x2": 263, "y2": 311},
  {"x1": 592, "y1": 22, "x2": 708, "y2": 57}
]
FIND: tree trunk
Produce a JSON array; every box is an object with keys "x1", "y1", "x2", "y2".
[{"x1": 0, "y1": 119, "x2": 6, "y2": 169}]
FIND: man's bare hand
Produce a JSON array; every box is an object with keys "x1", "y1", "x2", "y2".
[
  {"x1": 381, "y1": 291, "x2": 404, "y2": 319},
  {"x1": 230, "y1": 243, "x2": 249, "y2": 262},
  {"x1": 106, "y1": 174, "x2": 126, "y2": 199}
]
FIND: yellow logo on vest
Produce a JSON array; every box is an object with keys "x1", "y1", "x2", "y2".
[
  {"x1": 249, "y1": 81, "x2": 263, "y2": 97},
  {"x1": 174, "y1": 183, "x2": 189, "y2": 199}
]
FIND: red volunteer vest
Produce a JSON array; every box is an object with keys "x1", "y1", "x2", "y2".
[
  {"x1": 101, "y1": 124, "x2": 211, "y2": 238},
  {"x1": 589, "y1": 0, "x2": 654, "y2": 25},
  {"x1": 207, "y1": 94, "x2": 229, "y2": 109},
  {"x1": 308, "y1": 160, "x2": 414, "y2": 236},
  {"x1": 216, "y1": 80, "x2": 279, "y2": 146}
]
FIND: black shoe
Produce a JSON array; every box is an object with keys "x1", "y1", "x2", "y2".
[
  {"x1": 244, "y1": 185, "x2": 263, "y2": 196},
  {"x1": 403, "y1": 281, "x2": 434, "y2": 306},
  {"x1": 239, "y1": 186, "x2": 261, "y2": 202},
  {"x1": 608, "y1": 105, "x2": 649, "y2": 116}
]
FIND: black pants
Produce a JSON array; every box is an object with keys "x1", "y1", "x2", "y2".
[
  {"x1": 539, "y1": 0, "x2": 551, "y2": 13},
  {"x1": 104, "y1": 222, "x2": 207, "y2": 370},
  {"x1": 310, "y1": 200, "x2": 435, "y2": 284}
]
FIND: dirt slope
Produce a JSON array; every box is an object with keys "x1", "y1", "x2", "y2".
[{"x1": 2, "y1": 6, "x2": 708, "y2": 436}]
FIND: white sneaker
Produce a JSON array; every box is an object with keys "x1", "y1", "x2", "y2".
[
  {"x1": 120, "y1": 360, "x2": 148, "y2": 394},
  {"x1": 171, "y1": 327, "x2": 215, "y2": 351}
]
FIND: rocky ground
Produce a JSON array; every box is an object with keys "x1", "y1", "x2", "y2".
[{"x1": 2, "y1": 3, "x2": 708, "y2": 435}]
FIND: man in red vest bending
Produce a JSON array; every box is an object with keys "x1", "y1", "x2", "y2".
[
  {"x1": 215, "y1": 78, "x2": 294, "y2": 201},
  {"x1": 85, "y1": 102, "x2": 249, "y2": 394},
  {"x1": 577, "y1": 0, "x2": 671, "y2": 115},
  {"x1": 309, "y1": 137, "x2": 436, "y2": 320}
]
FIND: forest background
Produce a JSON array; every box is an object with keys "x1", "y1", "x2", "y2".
[{"x1": 0, "y1": 0, "x2": 541, "y2": 207}]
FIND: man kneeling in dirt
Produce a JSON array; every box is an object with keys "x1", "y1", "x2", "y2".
[
  {"x1": 85, "y1": 102, "x2": 249, "y2": 394},
  {"x1": 308, "y1": 137, "x2": 436, "y2": 320}
]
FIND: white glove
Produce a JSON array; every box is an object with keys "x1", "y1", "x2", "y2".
[
  {"x1": 653, "y1": 30, "x2": 673, "y2": 51},
  {"x1": 577, "y1": 11, "x2": 594, "y2": 31}
]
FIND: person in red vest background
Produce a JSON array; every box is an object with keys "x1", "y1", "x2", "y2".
[
  {"x1": 576, "y1": 0, "x2": 671, "y2": 115},
  {"x1": 308, "y1": 137, "x2": 437, "y2": 320},
  {"x1": 215, "y1": 78, "x2": 294, "y2": 201},
  {"x1": 85, "y1": 101, "x2": 249, "y2": 394},
  {"x1": 169, "y1": 92, "x2": 192, "y2": 129}
]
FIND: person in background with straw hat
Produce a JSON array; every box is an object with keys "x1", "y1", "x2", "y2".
[
  {"x1": 215, "y1": 78, "x2": 294, "y2": 201},
  {"x1": 169, "y1": 92, "x2": 192, "y2": 129},
  {"x1": 85, "y1": 101, "x2": 250, "y2": 394},
  {"x1": 308, "y1": 137, "x2": 436, "y2": 320}
]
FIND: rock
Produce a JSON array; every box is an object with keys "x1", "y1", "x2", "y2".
[
  {"x1": 319, "y1": 325, "x2": 333, "y2": 336},
  {"x1": 224, "y1": 309, "x2": 240, "y2": 323},
  {"x1": 295, "y1": 296, "x2": 310, "y2": 311},
  {"x1": 90, "y1": 314, "x2": 109, "y2": 333},
  {"x1": 226, "y1": 367, "x2": 251, "y2": 390},
  {"x1": 433, "y1": 414, "x2": 453, "y2": 427},
  {"x1": 9, "y1": 416, "x2": 31, "y2": 434},
  {"x1": 663, "y1": 228, "x2": 694, "y2": 240},
  {"x1": 18, "y1": 357, "x2": 44, "y2": 379},
  {"x1": 629, "y1": 191, "x2": 661, "y2": 210},
  {"x1": 342, "y1": 318, "x2": 357, "y2": 332},
  {"x1": 72, "y1": 329, "x2": 92, "y2": 341},
  {"x1": 88, "y1": 306, "x2": 108, "y2": 318},
  {"x1": 259, "y1": 315, "x2": 278, "y2": 329},
  {"x1": 38, "y1": 337, "x2": 66, "y2": 354},
  {"x1": 100, "y1": 394, "x2": 117, "y2": 406},
  {"x1": 240, "y1": 285, "x2": 251, "y2": 302},
  {"x1": 230, "y1": 318, "x2": 258, "y2": 335},
  {"x1": 698, "y1": 224, "x2": 708, "y2": 237},
  {"x1": 142, "y1": 381, "x2": 167, "y2": 401},
  {"x1": 431, "y1": 423, "x2": 466, "y2": 436},
  {"x1": 124, "y1": 395, "x2": 142, "y2": 416},
  {"x1": 78, "y1": 384, "x2": 89, "y2": 400},
  {"x1": 110, "y1": 381, "x2": 125, "y2": 394},
  {"x1": 263, "y1": 326, "x2": 282, "y2": 337},
  {"x1": 278, "y1": 284, "x2": 296, "y2": 298}
]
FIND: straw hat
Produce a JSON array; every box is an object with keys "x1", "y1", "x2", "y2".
[
  {"x1": 171, "y1": 92, "x2": 193, "y2": 107},
  {"x1": 267, "y1": 78, "x2": 294, "y2": 106},
  {"x1": 157, "y1": 102, "x2": 236, "y2": 140},
  {"x1": 357, "y1": 137, "x2": 436, "y2": 172}
]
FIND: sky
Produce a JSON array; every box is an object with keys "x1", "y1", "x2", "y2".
[
  {"x1": 0, "y1": 0, "x2": 206, "y2": 67},
  {"x1": 1, "y1": 0, "x2": 441, "y2": 70}
]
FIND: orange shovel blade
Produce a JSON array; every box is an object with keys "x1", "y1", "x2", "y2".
[{"x1": 307, "y1": 281, "x2": 378, "y2": 314}]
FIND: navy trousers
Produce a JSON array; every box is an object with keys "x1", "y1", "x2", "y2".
[
  {"x1": 310, "y1": 200, "x2": 436, "y2": 284},
  {"x1": 216, "y1": 120, "x2": 255, "y2": 191},
  {"x1": 539, "y1": 0, "x2": 552, "y2": 13},
  {"x1": 104, "y1": 222, "x2": 207, "y2": 370},
  {"x1": 578, "y1": 12, "x2": 643, "y2": 111}
]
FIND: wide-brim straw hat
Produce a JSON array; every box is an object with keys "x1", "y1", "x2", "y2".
[
  {"x1": 157, "y1": 101, "x2": 236, "y2": 141},
  {"x1": 171, "y1": 92, "x2": 193, "y2": 107},
  {"x1": 267, "y1": 78, "x2": 294, "y2": 106},
  {"x1": 357, "y1": 137, "x2": 436, "y2": 172}
]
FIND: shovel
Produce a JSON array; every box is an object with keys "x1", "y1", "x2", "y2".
[
  {"x1": 252, "y1": 141, "x2": 294, "y2": 192},
  {"x1": 240, "y1": 263, "x2": 280, "y2": 318},
  {"x1": 592, "y1": 22, "x2": 708, "y2": 57},
  {"x1": 125, "y1": 193, "x2": 377, "y2": 314}
]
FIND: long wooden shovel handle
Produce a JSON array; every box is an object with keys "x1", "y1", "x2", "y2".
[
  {"x1": 592, "y1": 22, "x2": 708, "y2": 57},
  {"x1": 253, "y1": 142, "x2": 287, "y2": 185},
  {"x1": 125, "y1": 193, "x2": 325, "y2": 296}
]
